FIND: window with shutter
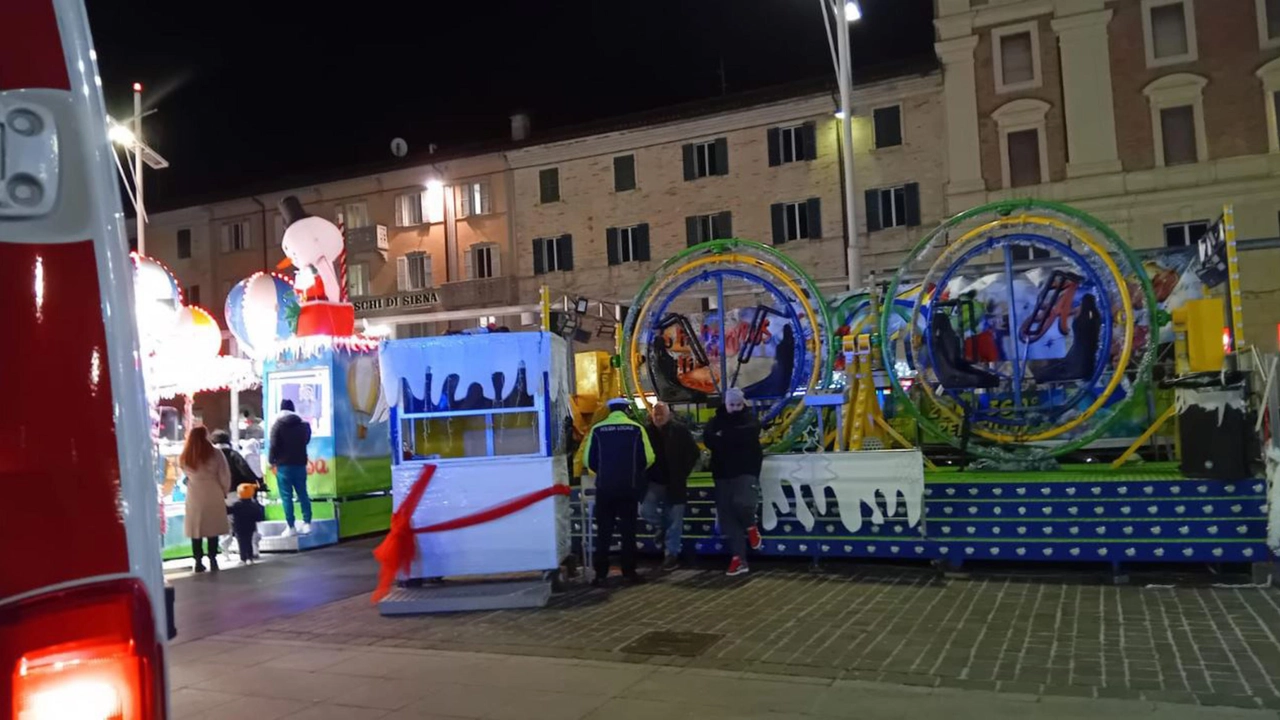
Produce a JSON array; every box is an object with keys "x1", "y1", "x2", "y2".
[
  {"x1": 187, "y1": 285, "x2": 200, "y2": 306},
  {"x1": 539, "y1": 168, "x2": 560, "y2": 203},
  {"x1": 613, "y1": 155, "x2": 636, "y2": 192},
  {"x1": 1144, "y1": 0, "x2": 1196, "y2": 66},
  {"x1": 992, "y1": 23, "x2": 1041, "y2": 92},
  {"x1": 348, "y1": 262, "x2": 370, "y2": 297},
  {"x1": 775, "y1": 125, "x2": 808, "y2": 163},
  {"x1": 693, "y1": 141, "x2": 717, "y2": 178},
  {"x1": 340, "y1": 202, "x2": 370, "y2": 229},
  {"x1": 176, "y1": 228, "x2": 192, "y2": 259},
  {"x1": 402, "y1": 252, "x2": 430, "y2": 290},
  {"x1": 1160, "y1": 105, "x2": 1198, "y2": 165},
  {"x1": 1151, "y1": 3, "x2": 1189, "y2": 58},
  {"x1": 872, "y1": 107, "x2": 903, "y2": 149},
  {"x1": 779, "y1": 201, "x2": 811, "y2": 242},
  {"x1": 1268, "y1": 0, "x2": 1280, "y2": 42},
  {"x1": 1000, "y1": 32, "x2": 1034, "y2": 85},
  {"x1": 866, "y1": 187, "x2": 911, "y2": 230},
  {"x1": 1006, "y1": 128, "x2": 1043, "y2": 187},
  {"x1": 458, "y1": 182, "x2": 491, "y2": 218},
  {"x1": 396, "y1": 256, "x2": 410, "y2": 291},
  {"x1": 467, "y1": 244, "x2": 498, "y2": 279},
  {"x1": 395, "y1": 193, "x2": 424, "y2": 226}
]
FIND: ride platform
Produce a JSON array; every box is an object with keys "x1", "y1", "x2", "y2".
[{"x1": 571, "y1": 463, "x2": 1269, "y2": 568}]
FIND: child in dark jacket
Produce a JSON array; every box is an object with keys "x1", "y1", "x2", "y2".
[{"x1": 227, "y1": 483, "x2": 265, "y2": 564}]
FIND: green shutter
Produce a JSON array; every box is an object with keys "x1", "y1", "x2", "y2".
[
  {"x1": 606, "y1": 227, "x2": 620, "y2": 266},
  {"x1": 532, "y1": 238, "x2": 546, "y2": 275},
  {"x1": 904, "y1": 183, "x2": 921, "y2": 227},
  {"x1": 767, "y1": 128, "x2": 781, "y2": 166},
  {"x1": 557, "y1": 234, "x2": 574, "y2": 271},
  {"x1": 539, "y1": 168, "x2": 560, "y2": 203},
  {"x1": 682, "y1": 144, "x2": 695, "y2": 181},
  {"x1": 714, "y1": 137, "x2": 729, "y2": 175},
  {"x1": 806, "y1": 198, "x2": 822, "y2": 239},
  {"x1": 686, "y1": 215, "x2": 699, "y2": 246},
  {"x1": 865, "y1": 189, "x2": 882, "y2": 233},
  {"x1": 636, "y1": 223, "x2": 651, "y2": 262},
  {"x1": 715, "y1": 211, "x2": 733, "y2": 239},
  {"x1": 771, "y1": 203, "x2": 786, "y2": 244},
  {"x1": 802, "y1": 122, "x2": 817, "y2": 160}
]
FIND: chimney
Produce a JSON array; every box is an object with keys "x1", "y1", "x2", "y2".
[{"x1": 510, "y1": 113, "x2": 530, "y2": 142}]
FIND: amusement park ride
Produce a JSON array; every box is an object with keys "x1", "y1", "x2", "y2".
[
  {"x1": 138, "y1": 193, "x2": 1276, "y2": 613},
  {"x1": 602, "y1": 199, "x2": 1274, "y2": 574}
]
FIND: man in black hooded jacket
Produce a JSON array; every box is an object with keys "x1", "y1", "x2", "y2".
[{"x1": 269, "y1": 399, "x2": 312, "y2": 536}]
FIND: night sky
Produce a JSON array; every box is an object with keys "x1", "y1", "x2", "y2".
[{"x1": 86, "y1": 0, "x2": 934, "y2": 210}]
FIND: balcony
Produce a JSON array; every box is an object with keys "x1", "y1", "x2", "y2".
[
  {"x1": 442, "y1": 276, "x2": 520, "y2": 309},
  {"x1": 346, "y1": 224, "x2": 389, "y2": 255}
]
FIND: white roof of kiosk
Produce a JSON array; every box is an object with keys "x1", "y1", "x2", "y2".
[{"x1": 379, "y1": 331, "x2": 570, "y2": 409}]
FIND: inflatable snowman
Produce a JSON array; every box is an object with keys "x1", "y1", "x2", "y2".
[{"x1": 278, "y1": 195, "x2": 356, "y2": 337}]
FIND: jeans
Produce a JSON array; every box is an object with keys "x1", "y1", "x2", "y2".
[
  {"x1": 715, "y1": 474, "x2": 759, "y2": 559},
  {"x1": 593, "y1": 493, "x2": 638, "y2": 578},
  {"x1": 640, "y1": 483, "x2": 686, "y2": 557},
  {"x1": 276, "y1": 464, "x2": 311, "y2": 528}
]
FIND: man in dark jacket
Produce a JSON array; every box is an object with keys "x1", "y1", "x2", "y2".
[
  {"x1": 583, "y1": 397, "x2": 655, "y2": 586},
  {"x1": 641, "y1": 402, "x2": 701, "y2": 570},
  {"x1": 211, "y1": 430, "x2": 265, "y2": 492},
  {"x1": 703, "y1": 387, "x2": 764, "y2": 576},
  {"x1": 268, "y1": 399, "x2": 312, "y2": 537}
]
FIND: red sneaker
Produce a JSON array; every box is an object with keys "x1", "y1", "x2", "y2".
[
  {"x1": 748, "y1": 526, "x2": 763, "y2": 551},
  {"x1": 726, "y1": 556, "x2": 749, "y2": 576}
]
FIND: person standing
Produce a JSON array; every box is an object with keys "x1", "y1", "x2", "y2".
[
  {"x1": 703, "y1": 387, "x2": 764, "y2": 576},
  {"x1": 642, "y1": 402, "x2": 700, "y2": 570},
  {"x1": 179, "y1": 427, "x2": 231, "y2": 572},
  {"x1": 583, "y1": 397, "x2": 655, "y2": 587},
  {"x1": 269, "y1": 399, "x2": 312, "y2": 537}
]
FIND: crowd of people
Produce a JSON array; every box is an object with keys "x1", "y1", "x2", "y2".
[
  {"x1": 176, "y1": 399, "x2": 313, "y2": 572},
  {"x1": 178, "y1": 391, "x2": 763, "y2": 582},
  {"x1": 583, "y1": 387, "x2": 764, "y2": 583}
]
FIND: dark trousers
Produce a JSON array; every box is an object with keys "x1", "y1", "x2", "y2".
[
  {"x1": 715, "y1": 474, "x2": 759, "y2": 559},
  {"x1": 594, "y1": 493, "x2": 638, "y2": 578},
  {"x1": 235, "y1": 530, "x2": 255, "y2": 560},
  {"x1": 191, "y1": 536, "x2": 219, "y2": 561}
]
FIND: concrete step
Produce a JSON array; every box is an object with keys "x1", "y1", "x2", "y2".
[
  {"x1": 378, "y1": 579, "x2": 552, "y2": 615},
  {"x1": 258, "y1": 518, "x2": 339, "y2": 553}
]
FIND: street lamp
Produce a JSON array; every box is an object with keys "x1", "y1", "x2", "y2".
[
  {"x1": 819, "y1": 0, "x2": 863, "y2": 291},
  {"x1": 108, "y1": 83, "x2": 168, "y2": 257}
]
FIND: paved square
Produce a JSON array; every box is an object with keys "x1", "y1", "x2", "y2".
[{"x1": 214, "y1": 563, "x2": 1280, "y2": 711}]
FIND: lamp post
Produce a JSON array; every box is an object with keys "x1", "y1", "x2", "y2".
[
  {"x1": 821, "y1": 0, "x2": 863, "y2": 291},
  {"x1": 108, "y1": 83, "x2": 168, "y2": 257}
]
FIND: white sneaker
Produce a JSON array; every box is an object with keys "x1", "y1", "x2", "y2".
[
  {"x1": 298, "y1": 522, "x2": 311, "y2": 535},
  {"x1": 280, "y1": 526, "x2": 296, "y2": 538}
]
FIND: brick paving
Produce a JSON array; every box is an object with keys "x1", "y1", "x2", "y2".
[{"x1": 215, "y1": 563, "x2": 1280, "y2": 711}]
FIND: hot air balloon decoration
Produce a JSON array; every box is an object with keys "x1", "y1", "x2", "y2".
[
  {"x1": 225, "y1": 272, "x2": 297, "y2": 359},
  {"x1": 346, "y1": 353, "x2": 385, "y2": 440}
]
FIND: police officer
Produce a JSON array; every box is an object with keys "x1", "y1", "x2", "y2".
[{"x1": 583, "y1": 397, "x2": 655, "y2": 587}]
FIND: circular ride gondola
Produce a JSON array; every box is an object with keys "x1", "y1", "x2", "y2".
[
  {"x1": 880, "y1": 200, "x2": 1160, "y2": 465},
  {"x1": 621, "y1": 239, "x2": 834, "y2": 446}
]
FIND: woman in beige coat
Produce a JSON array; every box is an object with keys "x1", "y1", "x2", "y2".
[{"x1": 181, "y1": 426, "x2": 231, "y2": 572}]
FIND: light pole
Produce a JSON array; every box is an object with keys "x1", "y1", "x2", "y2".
[
  {"x1": 108, "y1": 82, "x2": 168, "y2": 257},
  {"x1": 820, "y1": 0, "x2": 863, "y2": 291}
]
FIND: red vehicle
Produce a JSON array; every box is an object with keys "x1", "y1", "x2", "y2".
[{"x1": 1, "y1": 0, "x2": 170, "y2": 717}]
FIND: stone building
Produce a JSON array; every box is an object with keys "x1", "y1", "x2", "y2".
[{"x1": 935, "y1": 0, "x2": 1280, "y2": 345}]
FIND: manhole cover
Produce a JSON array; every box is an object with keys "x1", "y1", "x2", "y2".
[{"x1": 618, "y1": 631, "x2": 723, "y2": 657}]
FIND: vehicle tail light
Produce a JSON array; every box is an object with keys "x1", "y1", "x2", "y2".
[{"x1": 2, "y1": 579, "x2": 164, "y2": 719}]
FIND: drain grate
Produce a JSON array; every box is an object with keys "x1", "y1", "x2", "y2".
[{"x1": 618, "y1": 631, "x2": 723, "y2": 657}]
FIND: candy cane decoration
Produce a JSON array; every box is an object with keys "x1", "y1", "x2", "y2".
[{"x1": 336, "y1": 215, "x2": 349, "y2": 303}]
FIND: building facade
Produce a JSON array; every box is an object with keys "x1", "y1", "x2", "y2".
[{"x1": 936, "y1": 0, "x2": 1280, "y2": 345}]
